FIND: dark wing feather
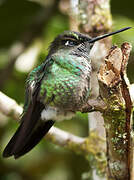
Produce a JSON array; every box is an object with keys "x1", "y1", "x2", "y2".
[{"x1": 3, "y1": 58, "x2": 55, "y2": 158}]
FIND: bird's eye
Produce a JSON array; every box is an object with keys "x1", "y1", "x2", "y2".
[{"x1": 65, "y1": 40, "x2": 78, "y2": 47}]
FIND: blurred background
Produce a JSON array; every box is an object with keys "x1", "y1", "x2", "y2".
[{"x1": 0, "y1": 0, "x2": 134, "y2": 180}]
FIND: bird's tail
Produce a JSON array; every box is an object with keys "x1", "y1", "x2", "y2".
[{"x1": 3, "y1": 100, "x2": 54, "y2": 159}]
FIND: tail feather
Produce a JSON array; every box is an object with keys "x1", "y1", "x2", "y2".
[
  {"x1": 14, "y1": 120, "x2": 54, "y2": 159},
  {"x1": 12, "y1": 101, "x2": 44, "y2": 155},
  {"x1": 3, "y1": 123, "x2": 23, "y2": 158},
  {"x1": 2, "y1": 99, "x2": 54, "y2": 158}
]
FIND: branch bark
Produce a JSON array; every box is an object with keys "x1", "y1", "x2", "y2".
[{"x1": 98, "y1": 43, "x2": 133, "y2": 180}]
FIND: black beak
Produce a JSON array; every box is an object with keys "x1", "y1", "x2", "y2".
[{"x1": 88, "y1": 27, "x2": 131, "y2": 43}]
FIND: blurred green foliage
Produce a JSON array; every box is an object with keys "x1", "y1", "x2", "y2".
[
  {"x1": 0, "y1": 0, "x2": 134, "y2": 179},
  {"x1": 0, "y1": 0, "x2": 41, "y2": 48}
]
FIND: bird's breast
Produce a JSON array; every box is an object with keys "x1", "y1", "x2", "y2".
[{"x1": 39, "y1": 56, "x2": 91, "y2": 111}]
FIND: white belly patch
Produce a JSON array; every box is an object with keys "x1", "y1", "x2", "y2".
[{"x1": 41, "y1": 106, "x2": 75, "y2": 122}]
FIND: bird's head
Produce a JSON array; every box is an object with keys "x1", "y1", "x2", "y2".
[
  {"x1": 48, "y1": 31, "x2": 93, "y2": 56},
  {"x1": 48, "y1": 27, "x2": 131, "y2": 57}
]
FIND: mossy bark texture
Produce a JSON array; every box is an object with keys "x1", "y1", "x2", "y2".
[{"x1": 98, "y1": 43, "x2": 133, "y2": 180}]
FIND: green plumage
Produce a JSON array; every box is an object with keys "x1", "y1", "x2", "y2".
[{"x1": 39, "y1": 50, "x2": 91, "y2": 110}]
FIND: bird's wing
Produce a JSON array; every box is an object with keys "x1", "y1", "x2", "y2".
[
  {"x1": 23, "y1": 61, "x2": 50, "y2": 114},
  {"x1": 3, "y1": 58, "x2": 55, "y2": 158}
]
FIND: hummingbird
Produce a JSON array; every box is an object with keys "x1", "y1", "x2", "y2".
[{"x1": 3, "y1": 27, "x2": 131, "y2": 159}]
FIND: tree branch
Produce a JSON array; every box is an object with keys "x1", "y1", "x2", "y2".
[
  {"x1": 0, "y1": 92, "x2": 22, "y2": 120},
  {"x1": 98, "y1": 43, "x2": 133, "y2": 180}
]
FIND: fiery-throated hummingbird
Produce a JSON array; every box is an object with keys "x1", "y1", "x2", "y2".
[{"x1": 3, "y1": 27, "x2": 131, "y2": 159}]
